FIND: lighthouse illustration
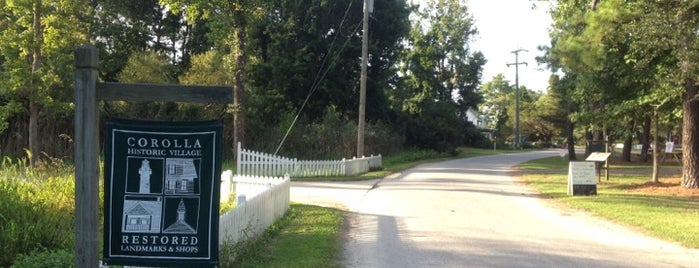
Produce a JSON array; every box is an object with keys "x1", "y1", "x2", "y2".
[
  {"x1": 163, "y1": 198, "x2": 196, "y2": 234},
  {"x1": 138, "y1": 159, "x2": 152, "y2": 193}
]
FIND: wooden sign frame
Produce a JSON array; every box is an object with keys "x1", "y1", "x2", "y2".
[{"x1": 74, "y1": 45, "x2": 232, "y2": 267}]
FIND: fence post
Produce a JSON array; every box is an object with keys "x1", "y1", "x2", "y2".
[
  {"x1": 236, "y1": 142, "x2": 241, "y2": 175},
  {"x1": 74, "y1": 45, "x2": 99, "y2": 268},
  {"x1": 220, "y1": 170, "x2": 232, "y2": 203}
]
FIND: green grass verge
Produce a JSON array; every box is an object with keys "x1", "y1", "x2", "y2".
[
  {"x1": 517, "y1": 156, "x2": 699, "y2": 248},
  {"x1": 221, "y1": 203, "x2": 343, "y2": 268}
]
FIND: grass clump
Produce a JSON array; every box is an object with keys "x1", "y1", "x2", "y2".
[
  {"x1": 220, "y1": 204, "x2": 342, "y2": 267},
  {"x1": 10, "y1": 249, "x2": 74, "y2": 268},
  {"x1": 0, "y1": 156, "x2": 75, "y2": 267},
  {"x1": 517, "y1": 156, "x2": 699, "y2": 248}
]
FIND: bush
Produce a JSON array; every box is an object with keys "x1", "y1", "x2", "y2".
[
  {"x1": 0, "y1": 157, "x2": 75, "y2": 267},
  {"x1": 462, "y1": 122, "x2": 491, "y2": 149},
  {"x1": 404, "y1": 102, "x2": 463, "y2": 154},
  {"x1": 246, "y1": 106, "x2": 404, "y2": 159},
  {"x1": 10, "y1": 249, "x2": 73, "y2": 268}
]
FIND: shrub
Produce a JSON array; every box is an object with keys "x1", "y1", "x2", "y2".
[
  {"x1": 10, "y1": 249, "x2": 74, "y2": 268},
  {"x1": 462, "y1": 122, "x2": 491, "y2": 149},
  {"x1": 247, "y1": 106, "x2": 404, "y2": 159},
  {"x1": 404, "y1": 102, "x2": 463, "y2": 154}
]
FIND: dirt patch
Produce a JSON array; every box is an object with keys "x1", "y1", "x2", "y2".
[{"x1": 625, "y1": 177, "x2": 699, "y2": 198}]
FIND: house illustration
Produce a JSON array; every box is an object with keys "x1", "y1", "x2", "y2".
[
  {"x1": 164, "y1": 158, "x2": 198, "y2": 194},
  {"x1": 122, "y1": 200, "x2": 161, "y2": 233},
  {"x1": 163, "y1": 199, "x2": 196, "y2": 234}
]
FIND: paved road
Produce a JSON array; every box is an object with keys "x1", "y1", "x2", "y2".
[{"x1": 290, "y1": 150, "x2": 699, "y2": 268}]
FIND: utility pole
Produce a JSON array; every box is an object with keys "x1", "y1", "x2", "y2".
[
  {"x1": 507, "y1": 49, "x2": 527, "y2": 149},
  {"x1": 357, "y1": 0, "x2": 372, "y2": 157}
]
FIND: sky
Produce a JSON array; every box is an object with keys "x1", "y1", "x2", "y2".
[
  {"x1": 412, "y1": 0, "x2": 555, "y2": 92},
  {"x1": 467, "y1": 0, "x2": 554, "y2": 92}
]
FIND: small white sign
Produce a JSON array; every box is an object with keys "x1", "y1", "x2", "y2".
[
  {"x1": 586, "y1": 152, "x2": 611, "y2": 162},
  {"x1": 568, "y1": 161, "x2": 596, "y2": 186},
  {"x1": 665, "y1": 141, "x2": 675, "y2": 153}
]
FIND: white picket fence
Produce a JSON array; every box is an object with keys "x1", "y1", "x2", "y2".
[
  {"x1": 236, "y1": 142, "x2": 382, "y2": 177},
  {"x1": 218, "y1": 171, "x2": 290, "y2": 246}
]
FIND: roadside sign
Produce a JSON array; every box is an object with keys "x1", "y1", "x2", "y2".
[
  {"x1": 103, "y1": 118, "x2": 222, "y2": 267},
  {"x1": 586, "y1": 152, "x2": 611, "y2": 162},
  {"x1": 568, "y1": 161, "x2": 597, "y2": 195}
]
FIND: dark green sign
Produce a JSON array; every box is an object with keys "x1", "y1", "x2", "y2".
[{"x1": 103, "y1": 119, "x2": 221, "y2": 267}]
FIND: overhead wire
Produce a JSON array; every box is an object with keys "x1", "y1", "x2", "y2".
[{"x1": 273, "y1": 0, "x2": 362, "y2": 155}]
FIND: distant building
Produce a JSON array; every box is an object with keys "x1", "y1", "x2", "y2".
[
  {"x1": 466, "y1": 109, "x2": 493, "y2": 140},
  {"x1": 466, "y1": 109, "x2": 487, "y2": 129},
  {"x1": 164, "y1": 158, "x2": 198, "y2": 194}
]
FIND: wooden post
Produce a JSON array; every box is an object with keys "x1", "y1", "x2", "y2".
[{"x1": 74, "y1": 45, "x2": 100, "y2": 268}]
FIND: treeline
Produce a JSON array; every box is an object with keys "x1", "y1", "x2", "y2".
[
  {"x1": 540, "y1": 1, "x2": 699, "y2": 188},
  {"x1": 0, "y1": 0, "x2": 490, "y2": 162}
]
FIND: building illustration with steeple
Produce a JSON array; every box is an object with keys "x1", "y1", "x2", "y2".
[{"x1": 163, "y1": 199, "x2": 196, "y2": 234}]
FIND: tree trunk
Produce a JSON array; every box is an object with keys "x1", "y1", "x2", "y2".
[
  {"x1": 28, "y1": 103, "x2": 39, "y2": 164},
  {"x1": 652, "y1": 110, "x2": 660, "y2": 183},
  {"x1": 29, "y1": 1, "x2": 42, "y2": 166},
  {"x1": 621, "y1": 121, "x2": 633, "y2": 162},
  {"x1": 640, "y1": 116, "x2": 651, "y2": 162},
  {"x1": 232, "y1": 28, "x2": 246, "y2": 161},
  {"x1": 566, "y1": 100, "x2": 576, "y2": 161},
  {"x1": 682, "y1": 78, "x2": 699, "y2": 188}
]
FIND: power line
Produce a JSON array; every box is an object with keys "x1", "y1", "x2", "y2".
[
  {"x1": 506, "y1": 49, "x2": 527, "y2": 149},
  {"x1": 274, "y1": 1, "x2": 361, "y2": 155}
]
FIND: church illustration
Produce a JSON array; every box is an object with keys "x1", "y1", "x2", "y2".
[
  {"x1": 164, "y1": 158, "x2": 198, "y2": 195},
  {"x1": 163, "y1": 199, "x2": 196, "y2": 234}
]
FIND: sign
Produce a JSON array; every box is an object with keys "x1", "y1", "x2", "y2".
[
  {"x1": 568, "y1": 161, "x2": 597, "y2": 195},
  {"x1": 103, "y1": 119, "x2": 222, "y2": 267},
  {"x1": 586, "y1": 152, "x2": 611, "y2": 162},
  {"x1": 665, "y1": 141, "x2": 675, "y2": 153}
]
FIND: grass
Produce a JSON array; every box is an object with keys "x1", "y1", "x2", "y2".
[
  {"x1": 221, "y1": 204, "x2": 343, "y2": 268},
  {"x1": 517, "y1": 156, "x2": 699, "y2": 248},
  {"x1": 0, "y1": 156, "x2": 76, "y2": 267}
]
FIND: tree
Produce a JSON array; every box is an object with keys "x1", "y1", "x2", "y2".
[
  {"x1": 522, "y1": 89, "x2": 565, "y2": 145},
  {"x1": 160, "y1": 0, "x2": 271, "y2": 152},
  {"x1": 91, "y1": 0, "x2": 210, "y2": 81},
  {"x1": 400, "y1": 0, "x2": 483, "y2": 114},
  {"x1": 549, "y1": 0, "x2": 699, "y2": 187},
  {"x1": 109, "y1": 51, "x2": 180, "y2": 120},
  {"x1": 247, "y1": 0, "x2": 410, "y2": 123},
  {"x1": 397, "y1": 0, "x2": 484, "y2": 151},
  {"x1": 0, "y1": 0, "x2": 88, "y2": 163},
  {"x1": 478, "y1": 74, "x2": 513, "y2": 142}
]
